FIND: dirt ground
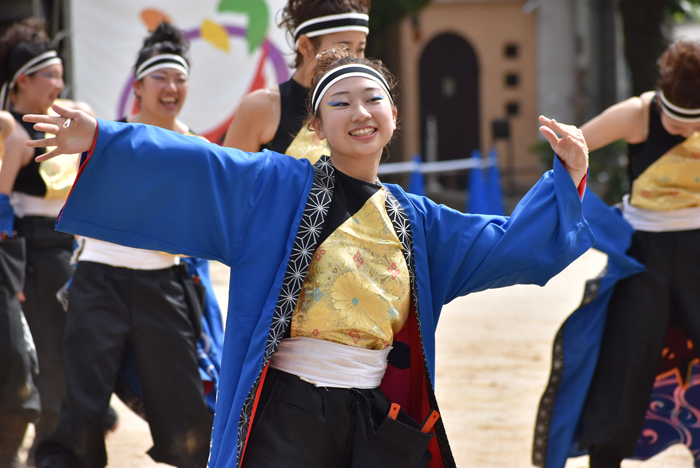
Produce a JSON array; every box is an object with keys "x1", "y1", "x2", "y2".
[{"x1": 19, "y1": 253, "x2": 697, "y2": 467}]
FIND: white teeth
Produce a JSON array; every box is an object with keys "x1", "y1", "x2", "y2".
[
  {"x1": 161, "y1": 98, "x2": 176, "y2": 103},
  {"x1": 351, "y1": 127, "x2": 375, "y2": 137}
]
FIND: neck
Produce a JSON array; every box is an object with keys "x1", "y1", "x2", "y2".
[
  {"x1": 11, "y1": 95, "x2": 46, "y2": 115},
  {"x1": 329, "y1": 152, "x2": 381, "y2": 184},
  {"x1": 130, "y1": 110, "x2": 182, "y2": 132},
  {"x1": 292, "y1": 60, "x2": 315, "y2": 88}
]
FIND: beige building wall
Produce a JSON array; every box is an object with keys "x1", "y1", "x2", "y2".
[{"x1": 395, "y1": 0, "x2": 541, "y2": 189}]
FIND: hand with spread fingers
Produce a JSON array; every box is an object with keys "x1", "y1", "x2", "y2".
[
  {"x1": 23, "y1": 103, "x2": 97, "y2": 161},
  {"x1": 538, "y1": 115, "x2": 589, "y2": 185}
]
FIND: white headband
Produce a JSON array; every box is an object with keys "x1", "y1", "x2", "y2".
[
  {"x1": 312, "y1": 63, "x2": 393, "y2": 113},
  {"x1": 0, "y1": 50, "x2": 62, "y2": 110},
  {"x1": 135, "y1": 53, "x2": 190, "y2": 81},
  {"x1": 294, "y1": 13, "x2": 369, "y2": 48},
  {"x1": 659, "y1": 90, "x2": 700, "y2": 123}
]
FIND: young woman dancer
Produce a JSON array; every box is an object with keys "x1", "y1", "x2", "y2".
[
  {"x1": 223, "y1": 0, "x2": 369, "y2": 162},
  {"x1": 533, "y1": 40, "x2": 700, "y2": 468},
  {"x1": 0, "y1": 109, "x2": 41, "y2": 468},
  {"x1": 0, "y1": 18, "x2": 80, "y2": 457},
  {"x1": 25, "y1": 48, "x2": 592, "y2": 468},
  {"x1": 33, "y1": 22, "x2": 216, "y2": 468}
]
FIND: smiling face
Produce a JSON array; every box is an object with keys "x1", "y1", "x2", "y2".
[
  {"x1": 313, "y1": 76, "x2": 397, "y2": 174},
  {"x1": 660, "y1": 112, "x2": 700, "y2": 139},
  {"x1": 15, "y1": 62, "x2": 64, "y2": 114},
  {"x1": 133, "y1": 66, "x2": 189, "y2": 119}
]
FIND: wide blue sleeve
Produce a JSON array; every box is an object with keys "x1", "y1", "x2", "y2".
[
  {"x1": 404, "y1": 157, "x2": 595, "y2": 306},
  {"x1": 56, "y1": 120, "x2": 307, "y2": 265}
]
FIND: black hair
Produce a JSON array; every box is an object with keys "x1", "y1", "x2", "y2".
[
  {"x1": 133, "y1": 22, "x2": 190, "y2": 78},
  {"x1": 0, "y1": 18, "x2": 55, "y2": 84}
]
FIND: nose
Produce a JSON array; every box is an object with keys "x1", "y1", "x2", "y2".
[
  {"x1": 351, "y1": 103, "x2": 371, "y2": 122},
  {"x1": 165, "y1": 77, "x2": 178, "y2": 91}
]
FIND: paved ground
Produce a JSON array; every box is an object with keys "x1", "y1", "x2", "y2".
[{"x1": 19, "y1": 253, "x2": 697, "y2": 467}]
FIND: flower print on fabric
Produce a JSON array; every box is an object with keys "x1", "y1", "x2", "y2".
[
  {"x1": 290, "y1": 187, "x2": 411, "y2": 350},
  {"x1": 332, "y1": 271, "x2": 384, "y2": 330}
]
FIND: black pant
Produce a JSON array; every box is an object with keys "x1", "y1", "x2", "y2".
[
  {"x1": 15, "y1": 216, "x2": 74, "y2": 445},
  {"x1": 579, "y1": 229, "x2": 700, "y2": 460},
  {"x1": 0, "y1": 237, "x2": 40, "y2": 467},
  {"x1": 35, "y1": 261, "x2": 212, "y2": 468},
  {"x1": 243, "y1": 368, "x2": 432, "y2": 468}
]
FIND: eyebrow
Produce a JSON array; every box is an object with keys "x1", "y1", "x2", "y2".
[
  {"x1": 328, "y1": 87, "x2": 381, "y2": 99},
  {"x1": 335, "y1": 39, "x2": 367, "y2": 46}
]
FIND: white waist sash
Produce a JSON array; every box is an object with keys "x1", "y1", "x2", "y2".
[
  {"x1": 622, "y1": 194, "x2": 700, "y2": 232},
  {"x1": 269, "y1": 337, "x2": 392, "y2": 389}
]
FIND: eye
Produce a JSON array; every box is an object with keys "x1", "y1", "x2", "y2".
[
  {"x1": 326, "y1": 101, "x2": 348, "y2": 108},
  {"x1": 369, "y1": 96, "x2": 384, "y2": 103},
  {"x1": 150, "y1": 74, "x2": 165, "y2": 80}
]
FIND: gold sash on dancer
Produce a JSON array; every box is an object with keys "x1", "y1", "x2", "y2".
[
  {"x1": 291, "y1": 188, "x2": 410, "y2": 350},
  {"x1": 631, "y1": 133, "x2": 700, "y2": 210},
  {"x1": 285, "y1": 126, "x2": 326, "y2": 165}
]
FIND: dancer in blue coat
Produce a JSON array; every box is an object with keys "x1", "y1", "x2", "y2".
[{"x1": 25, "y1": 48, "x2": 592, "y2": 468}]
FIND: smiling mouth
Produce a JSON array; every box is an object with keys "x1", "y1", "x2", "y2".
[
  {"x1": 160, "y1": 97, "x2": 178, "y2": 106},
  {"x1": 350, "y1": 127, "x2": 376, "y2": 137}
]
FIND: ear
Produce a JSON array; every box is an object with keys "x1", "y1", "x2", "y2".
[
  {"x1": 392, "y1": 107, "x2": 398, "y2": 131},
  {"x1": 312, "y1": 116, "x2": 325, "y2": 141},
  {"x1": 132, "y1": 79, "x2": 142, "y2": 98},
  {"x1": 297, "y1": 35, "x2": 317, "y2": 62},
  {"x1": 15, "y1": 74, "x2": 30, "y2": 92}
]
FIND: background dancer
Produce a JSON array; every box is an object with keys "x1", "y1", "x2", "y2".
[
  {"x1": 223, "y1": 0, "x2": 369, "y2": 162},
  {"x1": 34, "y1": 22, "x2": 214, "y2": 468},
  {"x1": 0, "y1": 19, "x2": 117, "y2": 460},
  {"x1": 24, "y1": 48, "x2": 592, "y2": 468},
  {"x1": 534, "y1": 39, "x2": 700, "y2": 468},
  {"x1": 0, "y1": 109, "x2": 41, "y2": 468}
]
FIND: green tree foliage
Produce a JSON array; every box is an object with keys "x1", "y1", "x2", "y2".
[
  {"x1": 366, "y1": 0, "x2": 429, "y2": 57},
  {"x1": 621, "y1": 0, "x2": 700, "y2": 96}
]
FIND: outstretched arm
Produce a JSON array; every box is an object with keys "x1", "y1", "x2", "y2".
[{"x1": 23, "y1": 104, "x2": 279, "y2": 265}]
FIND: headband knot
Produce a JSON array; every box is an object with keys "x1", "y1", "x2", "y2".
[
  {"x1": 135, "y1": 53, "x2": 190, "y2": 81},
  {"x1": 312, "y1": 64, "x2": 393, "y2": 113},
  {"x1": 294, "y1": 13, "x2": 369, "y2": 48}
]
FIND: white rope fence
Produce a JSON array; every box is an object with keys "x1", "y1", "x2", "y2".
[{"x1": 376, "y1": 156, "x2": 497, "y2": 175}]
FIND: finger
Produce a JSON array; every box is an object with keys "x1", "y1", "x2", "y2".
[
  {"x1": 32, "y1": 123, "x2": 60, "y2": 135},
  {"x1": 51, "y1": 102, "x2": 80, "y2": 119},
  {"x1": 23, "y1": 114, "x2": 61, "y2": 125},
  {"x1": 35, "y1": 148, "x2": 61, "y2": 162},
  {"x1": 539, "y1": 126, "x2": 560, "y2": 147},
  {"x1": 26, "y1": 137, "x2": 57, "y2": 149}
]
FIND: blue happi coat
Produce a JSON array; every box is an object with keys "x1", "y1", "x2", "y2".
[{"x1": 56, "y1": 120, "x2": 594, "y2": 468}]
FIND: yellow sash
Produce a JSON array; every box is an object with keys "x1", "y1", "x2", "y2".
[
  {"x1": 291, "y1": 188, "x2": 410, "y2": 350},
  {"x1": 631, "y1": 133, "x2": 700, "y2": 210},
  {"x1": 285, "y1": 126, "x2": 326, "y2": 164}
]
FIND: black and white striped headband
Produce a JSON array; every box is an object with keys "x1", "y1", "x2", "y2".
[
  {"x1": 135, "y1": 53, "x2": 189, "y2": 80},
  {"x1": 312, "y1": 63, "x2": 393, "y2": 113},
  {"x1": 659, "y1": 90, "x2": 700, "y2": 123},
  {"x1": 0, "y1": 50, "x2": 62, "y2": 110},
  {"x1": 294, "y1": 13, "x2": 369, "y2": 48}
]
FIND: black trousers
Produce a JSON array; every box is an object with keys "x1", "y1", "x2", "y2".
[
  {"x1": 0, "y1": 237, "x2": 40, "y2": 467},
  {"x1": 14, "y1": 216, "x2": 73, "y2": 445},
  {"x1": 243, "y1": 368, "x2": 433, "y2": 468},
  {"x1": 35, "y1": 261, "x2": 212, "y2": 468},
  {"x1": 579, "y1": 229, "x2": 700, "y2": 460}
]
